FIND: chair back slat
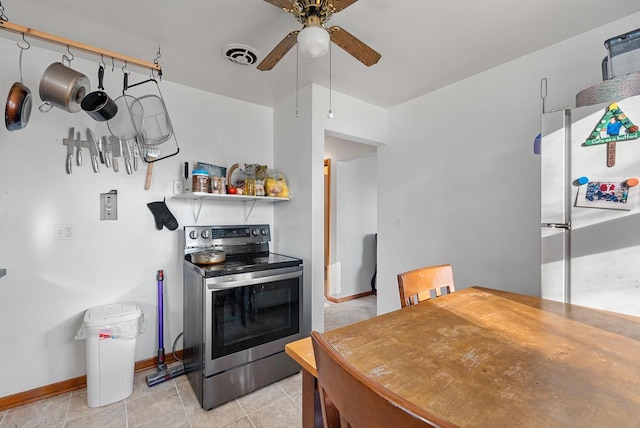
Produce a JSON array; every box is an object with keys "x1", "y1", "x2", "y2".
[{"x1": 397, "y1": 264, "x2": 455, "y2": 308}]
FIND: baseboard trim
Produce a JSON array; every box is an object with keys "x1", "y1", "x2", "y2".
[
  {"x1": 0, "y1": 350, "x2": 183, "y2": 412},
  {"x1": 326, "y1": 290, "x2": 374, "y2": 303}
]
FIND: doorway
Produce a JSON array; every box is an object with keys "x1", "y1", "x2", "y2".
[{"x1": 324, "y1": 137, "x2": 377, "y2": 304}]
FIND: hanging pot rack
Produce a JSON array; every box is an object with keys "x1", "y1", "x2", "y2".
[{"x1": 0, "y1": 20, "x2": 161, "y2": 74}]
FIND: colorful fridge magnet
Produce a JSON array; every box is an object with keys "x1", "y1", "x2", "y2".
[
  {"x1": 583, "y1": 102, "x2": 640, "y2": 167},
  {"x1": 576, "y1": 176, "x2": 589, "y2": 185},
  {"x1": 575, "y1": 179, "x2": 634, "y2": 210}
]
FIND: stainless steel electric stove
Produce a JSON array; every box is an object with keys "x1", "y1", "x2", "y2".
[{"x1": 182, "y1": 224, "x2": 304, "y2": 410}]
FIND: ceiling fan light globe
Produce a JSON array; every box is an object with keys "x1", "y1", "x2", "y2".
[{"x1": 298, "y1": 26, "x2": 330, "y2": 58}]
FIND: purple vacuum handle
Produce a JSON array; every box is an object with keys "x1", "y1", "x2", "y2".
[{"x1": 157, "y1": 270, "x2": 164, "y2": 352}]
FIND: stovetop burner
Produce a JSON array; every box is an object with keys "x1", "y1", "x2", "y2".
[
  {"x1": 183, "y1": 225, "x2": 302, "y2": 278},
  {"x1": 185, "y1": 252, "x2": 302, "y2": 277}
]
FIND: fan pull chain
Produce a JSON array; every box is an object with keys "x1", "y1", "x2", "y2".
[
  {"x1": 328, "y1": 42, "x2": 333, "y2": 119},
  {"x1": 295, "y1": 44, "x2": 299, "y2": 118}
]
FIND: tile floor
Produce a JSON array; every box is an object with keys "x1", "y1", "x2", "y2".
[{"x1": 0, "y1": 295, "x2": 376, "y2": 428}]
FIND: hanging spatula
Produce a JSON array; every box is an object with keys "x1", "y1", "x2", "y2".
[{"x1": 144, "y1": 146, "x2": 159, "y2": 190}]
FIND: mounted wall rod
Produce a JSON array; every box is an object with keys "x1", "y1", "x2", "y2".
[{"x1": 0, "y1": 20, "x2": 161, "y2": 73}]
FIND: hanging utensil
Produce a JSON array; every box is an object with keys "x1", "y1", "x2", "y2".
[
  {"x1": 97, "y1": 137, "x2": 105, "y2": 164},
  {"x1": 133, "y1": 140, "x2": 140, "y2": 171},
  {"x1": 107, "y1": 72, "x2": 143, "y2": 140},
  {"x1": 63, "y1": 127, "x2": 75, "y2": 174},
  {"x1": 123, "y1": 74, "x2": 179, "y2": 163},
  {"x1": 86, "y1": 128, "x2": 100, "y2": 173},
  {"x1": 38, "y1": 57, "x2": 90, "y2": 113},
  {"x1": 75, "y1": 131, "x2": 83, "y2": 166},
  {"x1": 101, "y1": 136, "x2": 112, "y2": 169},
  {"x1": 122, "y1": 138, "x2": 133, "y2": 174},
  {"x1": 108, "y1": 136, "x2": 121, "y2": 173},
  {"x1": 5, "y1": 35, "x2": 32, "y2": 131},
  {"x1": 81, "y1": 65, "x2": 118, "y2": 121},
  {"x1": 144, "y1": 146, "x2": 159, "y2": 190},
  {"x1": 130, "y1": 93, "x2": 173, "y2": 145}
]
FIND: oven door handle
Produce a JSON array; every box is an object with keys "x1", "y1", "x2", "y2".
[{"x1": 207, "y1": 270, "x2": 302, "y2": 290}]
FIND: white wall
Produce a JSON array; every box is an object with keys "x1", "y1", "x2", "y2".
[
  {"x1": 376, "y1": 12, "x2": 640, "y2": 315},
  {"x1": 272, "y1": 85, "x2": 314, "y2": 336},
  {"x1": 335, "y1": 153, "x2": 377, "y2": 297},
  {"x1": 0, "y1": 38, "x2": 275, "y2": 397}
]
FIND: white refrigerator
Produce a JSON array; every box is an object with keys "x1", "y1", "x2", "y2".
[{"x1": 541, "y1": 94, "x2": 640, "y2": 317}]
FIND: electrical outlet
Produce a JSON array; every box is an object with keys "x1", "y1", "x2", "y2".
[
  {"x1": 54, "y1": 224, "x2": 75, "y2": 240},
  {"x1": 100, "y1": 190, "x2": 118, "y2": 221},
  {"x1": 173, "y1": 180, "x2": 184, "y2": 195}
]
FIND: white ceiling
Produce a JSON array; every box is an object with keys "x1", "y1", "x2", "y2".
[{"x1": 2, "y1": 0, "x2": 640, "y2": 109}]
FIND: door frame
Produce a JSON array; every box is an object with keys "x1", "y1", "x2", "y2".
[{"x1": 324, "y1": 158, "x2": 331, "y2": 299}]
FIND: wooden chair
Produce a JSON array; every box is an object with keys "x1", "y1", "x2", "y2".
[
  {"x1": 397, "y1": 264, "x2": 455, "y2": 308},
  {"x1": 311, "y1": 331, "x2": 456, "y2": 428}
]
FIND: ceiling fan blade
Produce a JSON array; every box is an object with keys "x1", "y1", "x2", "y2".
[
  {"x1": 257, "y1": 31, "x2": 299, "y2": 71},
  {"x1": 329, "y1": 26, "x2": 381, "y2": 67},
  {"x1": 262, "y1": 0, "x2": 295, "y2": 10},
  {"x1": 328, "y1": 0, "x2": 359, "y2": 12}
]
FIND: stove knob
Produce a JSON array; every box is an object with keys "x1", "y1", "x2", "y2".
[
  {"x1": 201, "y1": 230, "x2": 210, "y2": 239},
  {"x1": 189, "y1": 230, "x2": 198, "y2": 240},
  {"x1": 261, "y1": 228, "x2": 268, "y2": 236},
  {"x1": 251, "y1": 228, "x2": 259, "y2": 236}
]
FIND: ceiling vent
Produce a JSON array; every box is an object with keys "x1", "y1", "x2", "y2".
[{"x1": 223, "y1": 44, "x2": 259, "y2": 66}]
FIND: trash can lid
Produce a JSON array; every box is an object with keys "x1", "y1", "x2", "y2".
[{"x1": 83, "y1": 302, "x2": 142, "y2": 327}]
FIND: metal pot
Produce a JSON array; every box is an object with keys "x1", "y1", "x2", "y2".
[
  {"x1": 191, "y1": 250, "x2": 226, "y2": 265},
  {"x1": 39, "y1": 62, "x2": 90, "y2": 113},
  {"x1": 82, "y1": 65, "x2": 118, "y2": 121},
  {"x1": 5, "y1": 81, "x2": 32, "y2": 131}
]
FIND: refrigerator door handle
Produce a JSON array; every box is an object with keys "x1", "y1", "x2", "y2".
[{"x1": 541, "y1": 222, "x2": 571, "y2": 230}]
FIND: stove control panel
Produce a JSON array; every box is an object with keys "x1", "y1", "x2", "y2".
[{"x1": 184, "y1": 224, "x2": 271, "y2": 250}]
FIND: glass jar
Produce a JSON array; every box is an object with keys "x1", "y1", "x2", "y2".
[
  {"x1": 211, "y1": 176, "x2": 222, "y2": 194},
  {"x1": 244, "y1": 177, "x2": 256, "y2": 196}
]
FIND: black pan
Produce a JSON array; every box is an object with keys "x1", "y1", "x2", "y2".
[{"x1": 5, "y1": 81, "x2": 32, "y2": 131}]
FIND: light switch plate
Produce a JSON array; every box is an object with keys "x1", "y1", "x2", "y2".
[{"x1": 100, "y1": 190, "x2": 118, "y2": 220}]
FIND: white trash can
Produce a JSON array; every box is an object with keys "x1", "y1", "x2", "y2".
[{"x1": 76, "y1": 302, "x2": 145, "y2": 408}]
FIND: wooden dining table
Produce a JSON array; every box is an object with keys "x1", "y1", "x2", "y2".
[{"x1": 285, "y1": 286, "x2": 640, "y2": 427}]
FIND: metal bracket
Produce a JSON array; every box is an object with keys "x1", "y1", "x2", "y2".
[
  {"x1": 191, "y1": 198, "x2": 204, "y2": 224},
  {"x1": 243, "y1": 200, "x2": 258, "y2": 223}
]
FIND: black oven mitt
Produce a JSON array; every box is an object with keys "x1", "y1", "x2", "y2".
[{"x1": 147, "y1": 201, "x2": 178, "y2": 231}]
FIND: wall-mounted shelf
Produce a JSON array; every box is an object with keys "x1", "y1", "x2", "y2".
[
  {"x1": 173, "y1": 192, "x2": 289, "y2": 223},
  {"x1": 173, "y1": 192, "x2": 289, "y2": 202}
]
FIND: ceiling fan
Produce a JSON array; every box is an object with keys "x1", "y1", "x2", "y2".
[{"x1": 257, "y1": 0, "x2": 381, "y2": 71}]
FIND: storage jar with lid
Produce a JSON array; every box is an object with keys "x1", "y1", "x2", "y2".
[{"x1": 192, "y1": 170, "x2": 210, "y2": 193}]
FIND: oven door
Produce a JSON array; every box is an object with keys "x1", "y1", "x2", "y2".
[{"x1": 204, "y1": 265, "x2": 303, "y2": 376}]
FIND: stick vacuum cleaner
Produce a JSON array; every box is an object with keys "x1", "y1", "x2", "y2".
[{"x1": 146, "y1": 270, "x2": 185, "y2": 386}]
